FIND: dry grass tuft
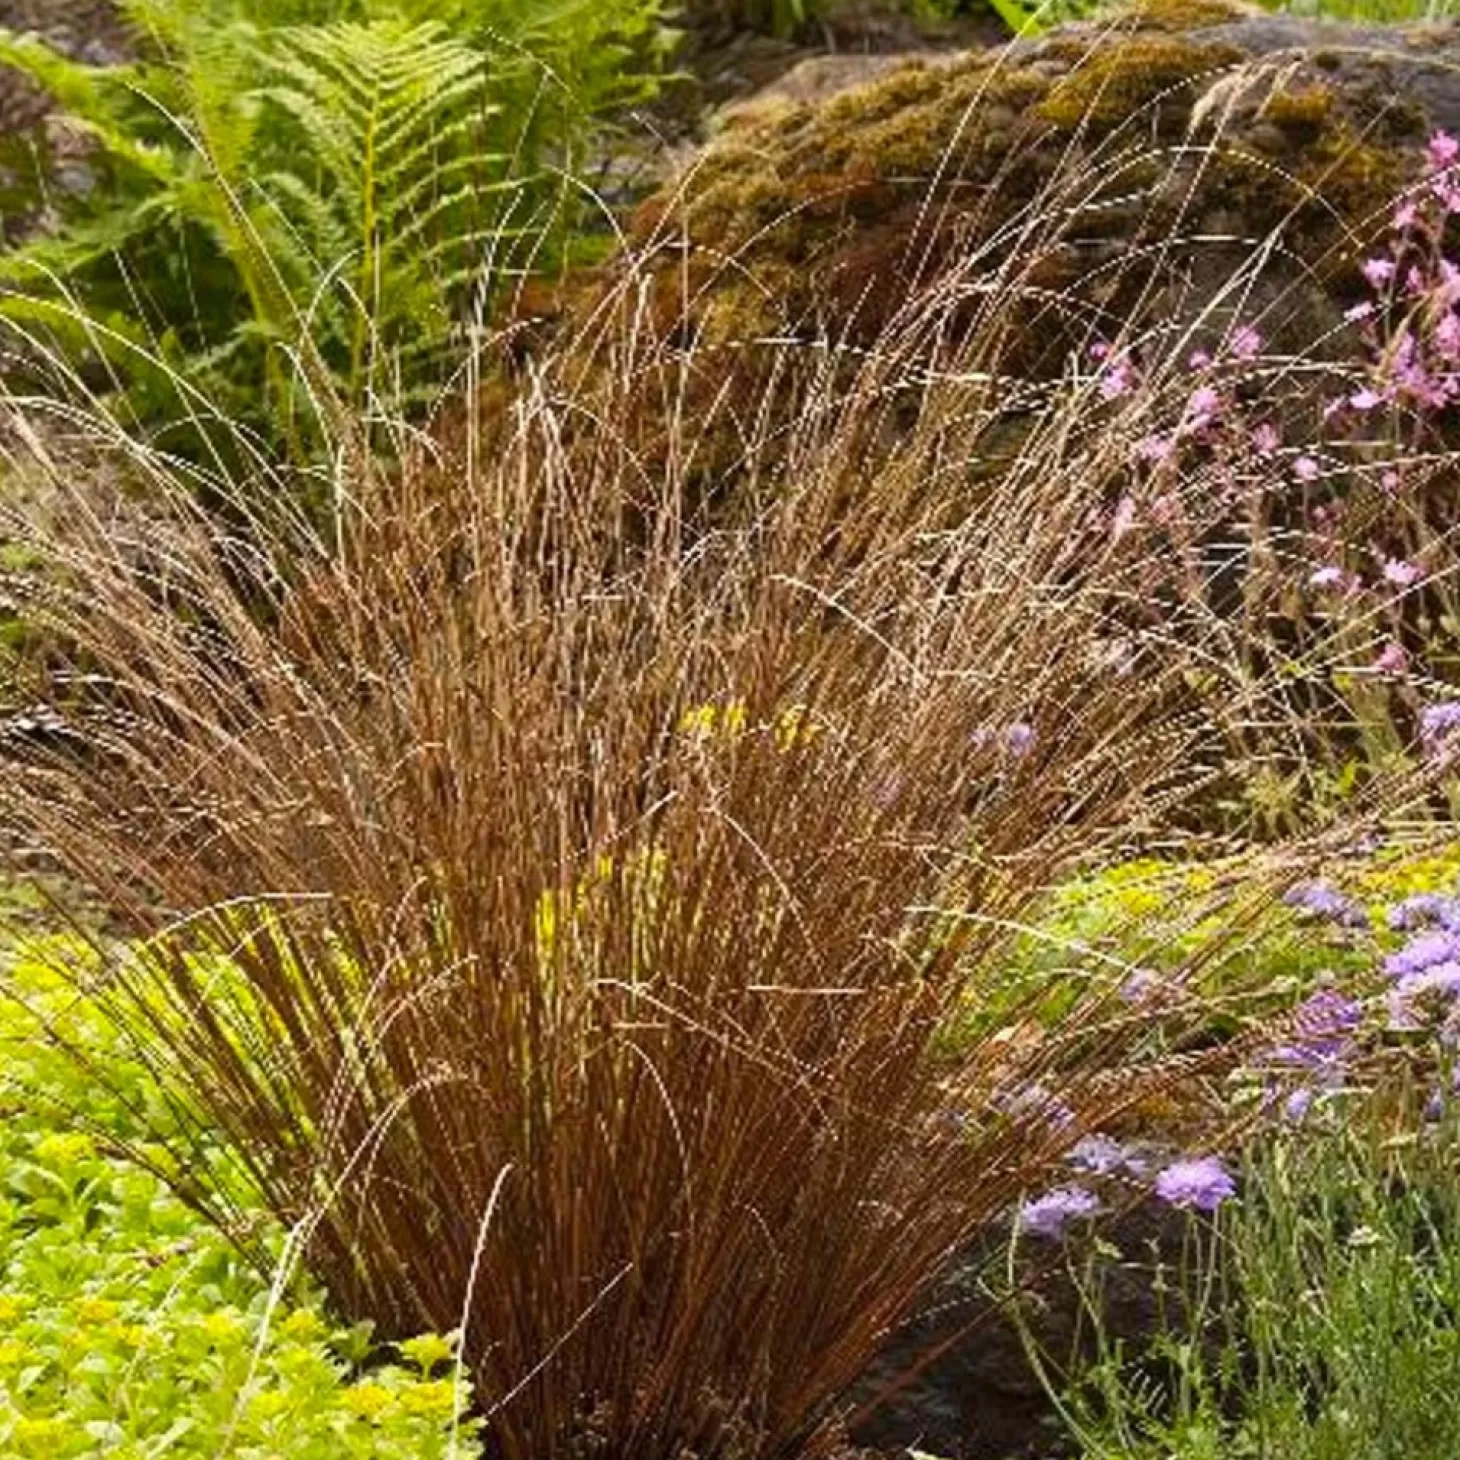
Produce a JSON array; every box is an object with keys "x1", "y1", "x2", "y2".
[{"x1": 0, "y1": 242, "x2": 1437, "y2": 1460}]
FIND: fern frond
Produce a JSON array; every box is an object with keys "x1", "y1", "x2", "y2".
[{"x1": 248, "y1": 19, "x2": 544, "y2": 391}]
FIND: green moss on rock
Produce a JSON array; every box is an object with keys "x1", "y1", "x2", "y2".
[{"x1": 1036, "y1": 34, "x2": 1243, "y2": 129}]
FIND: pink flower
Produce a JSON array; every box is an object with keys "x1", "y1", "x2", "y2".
[
  {"x1": 1373, "y1": 640, "x2": 1409, "y2": 676},
  {"x1": 1229, "y1": 325, "x2": 1262, "y2": 360},
  {"x1": 1349, "y1": 387, "x2": 1385, "y2": 412},
  {"x1": 1250, "y1": 422, "x2": 1280, "y2": 456},
  {"x1": 1345, "y1": 301, "x2": 1375, "y2": 323},
  {"x1": 1394, "y1": 200, "x2": 1419, "y2": 231},
  {"x1": 1362, "y1": 257, "x2": 1397, "y2": 289},
  {"x1": 1437, "y1": 312, "x2": 1460, "y2": 361},
  {"x1": 1111, "y1": 495, "x2": 1137, "y2": 540},
  {"x1": 1381, "y1": 469, "x2": 1402, "y2": 493},
  {"x1": 1188, "y1": 348, "x2": 1212, "y2": 370},
  {"x1": 1136, "y1": 433, "x2": 1174, "y2": 464},
  {"x1": 1100, "y1": 362, "x2": 1134, "y2": 399},
  {"x1": 1383, "y1": 558, "x2": 1423, "y2": 587},
  {"x1": 1309, "y1": 565, "x2": 1346, "y2": 589},
  {"x1": 1089, "y1": 341, "x2": 1111, "y2": 361},
  {"x1": 1429, "y1": 129, "x2": 1460, "y2": 170},
  {"x1": 1293, "y1": 454, "x2": 1322, "y2": 483},
  {"x1": 1185, "y1": 384, "x2": 1221, "y2": 429}
]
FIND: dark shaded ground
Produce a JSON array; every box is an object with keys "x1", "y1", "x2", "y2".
[{"x1": 852, "y1": 1196, "x2": 1203, "y2": 1460}]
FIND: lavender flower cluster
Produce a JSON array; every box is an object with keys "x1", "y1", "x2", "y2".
[
  {"x1": 1017, "y1": 866, "x2": 1460, "y2": 1244},
  {"x1": 1017, "y1": 1138, "x2": 1235, "y2": 1241},
  {"x1": 1282, "y1": 880, "x2": 1369, "y2": 929},
  {"x1": 1383, "y1": 897, "x2": 1460, "y2": 1030},
  {"x1": 1264, "y1": 873, "x2": 1460, "y2": 1120}
]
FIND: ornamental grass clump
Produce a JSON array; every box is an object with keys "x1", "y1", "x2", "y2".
[{"x1": 0, "y1": 255, "x2": 1437, "y2": 1460}]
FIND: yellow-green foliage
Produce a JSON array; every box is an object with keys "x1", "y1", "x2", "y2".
[{"x1": 0, "y1": 931, "x2": 483, "y2": 1459}]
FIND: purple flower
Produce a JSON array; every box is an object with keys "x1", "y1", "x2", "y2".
[
  {"x1": 1383, "y1": 558, "x2": 1422, "y2": 587},
  {"x1": 1429, "y1": 129, "x2": 1460, "y2": 170},
  {"x1": 1019, "y1": 1185, "x2": 1100, "y2": 1239},
  {"x1": 1004, "y1": 721, "x2": 1036, "y2": 757},
  {"x1": 1251, "y1": 422, "x2": 1281, "y2": 456},
  {"x1": 1185, "y1": 385, "x2": 1222, "y2": 429},
  {"x1": 1387, "y1": 962, "x2": 1460, "y2": 1028},
  {"x1": 1136, "y1": 433, "x2": 1175, "y2": 465},
  {"x1": 995, "y1": 1081, "x2": 1074, "y2": 1129},
  {"x1": 1419, "y1": 701, "x2": 1460, "y2": 761},
  {"x1": 1383, "y1": 928, "x2": 1460, "y2": 979},
  {"x1": 1283, "y1": 1086, "x2": 1314, "y2": 1123},
  {"x1": 1293, "y1": 454, "x2": 1322, "y2": 483},
  {"x1": 1154, "y1": 1156, "x2": 1236, "y2": 1212},
  {"x1": 1282, "y1": 881, "x2": 1368, "y2": 929},
  {"x1": 1437, "y1": 312, "x2": 1460, "y2": 362},
  {"x1": 1119, "y1": 967, "x2": 1162, "y2": 1005},
  {"x1": 1100, "y1": 365, "x2": 1134, "y2": 401},
  {"x1": 1374, "y1": 641, "x2": 1409, "y2": 676},
  {"x1": 1066, "y1": 1133, "x2": 1129, "y2": 1176},
  {"x1": 1294, "y1": 987, "x2": 1362, "y2": 1040},
  {"x1": 1387, "y1": 892, "x2": 1460, "y2": 932},
  {"x1": 1309, "y1": 564, "x2": 1346, "y2": 589},
  {"x1": 1269, "y1": 989, "x2": 1361, "y2": 1070},
  {"x1": 1349, "y1": 386, "x2": 1386, "y2": 412},
  {"x1": 1399, "y1": 962, "x2": 1460, "y2": 998},
  {"x1": 1111, "y1": 494, "x2": 1137, "y2": 540}
]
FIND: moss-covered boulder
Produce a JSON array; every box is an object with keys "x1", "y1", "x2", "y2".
[{"x1": 624, "y1": 0, "x2": 1460, "y2": 357}]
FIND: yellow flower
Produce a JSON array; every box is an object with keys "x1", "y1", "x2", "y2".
[
  {"x1": 0, "y1": 1340, "x2": 30, "y2": 1367},
  {"x1": 399, "y1": 1332, "x2": 455, "y2": 1375},
  {"x1": 12, "y1": 1416, "x2": 68, "y2": 1454},
  {"x1": 34, "y1": 1131, "x2": 94, "y2": 1166},
  {"x1": 342, "y1": 1382, "x2": 395, "y2": 1421},
  {"x1": 772, "y1": 703, "x2": 825, "y2": 750},
  {"x1": 0, "y1": 1295, "x2": 26, "y2": 1324},
  {"x1": 678, "y1": 699, "x2": 749, "y2": 738},
  {"x1": 199, "y1": 1310, "x2": 245, "y2": 1346},
  {"x1": 75, "y1": 1296, "x2": 119, "y2": 1324},
  {"x1": 396, "y1": 1379, "x2": 458, "y2": 1416},
  {"x1": 278, "y1": 1310, "x2": 326, "y2": 1342},
  {"x1": 104, "y1": 1322, "x2": 149, "y2": 1349}
]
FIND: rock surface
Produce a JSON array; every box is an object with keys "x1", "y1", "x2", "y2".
[
  {"x1": 0, "y1": 0, "x2": 133, "y2": 132},
  {"x1": 632, "y1": 0, "x2": 1460, "y2": 347},
  {"x1": 850, "y1": 1196, "x2": 1205, "y2": 1459}
]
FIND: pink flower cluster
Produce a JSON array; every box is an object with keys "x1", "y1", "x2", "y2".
[{"x1": 1341, "y1": 131, "x2": 1460, "y2": 419}]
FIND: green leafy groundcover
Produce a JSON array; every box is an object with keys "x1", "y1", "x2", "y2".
[{"x1": 0, "y1": 934, "x2": 483, "y2": 1460}]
